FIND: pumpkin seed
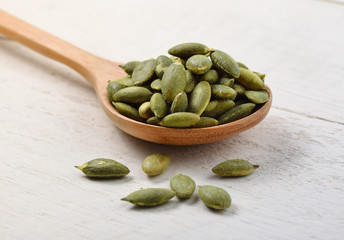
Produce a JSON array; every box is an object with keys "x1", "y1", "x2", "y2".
[
  {"x1": 131, "y1": 59, "x2": 157, "y2": 85},
  {"x1": 218, "y1": 103, "x2": 256, "y2": 124},
  {"x1": 170, "y1": 56, "x2": 187, "y2": 66},
  {"x1": 194, "y1": 117, "x2": 218, "y2": 128},
  {"x1": 218, "y1": 77, "x2": 234, "y2": 87},
  {"x1": 254, "y1": 72, "x2": 265, "y2": 82},
  {"x1": 171, "y1": 92, "x2": 188, "y2": 113},
  {"x1": 161, "y1": 60, "x2": 186, "y2": 103},
  {"x1": 232, "y1": 83, "x2": 246, "y2": 97},
  {"x1": 236, "y1": 68, "x2": 265, "y2": 90},
  {"x1": 212, "y1": 159, "x2": 259, "y2": 177},
  {"x1": 112, "y1": 102, "x2": 143, "y2": 122},
  {"x1": 237, "y1": 61, "x2": 248, "y2": 69},
  {"x1": 188, "y1": 81, "x2": 211, "y2": 115},
  {"x1": 202, "y1": 99, "x2": 235, "y2": 118},
  {"x1": 184, "y1": 70, "x2": 197, "y2": 93},
  {"x1": 142, "y1": 153, "x2": 170, "y2": 176},
  {"x1": 119, "y1": 61, "x2": 140, "y2": 75},
  {"x1": 168, "y1": 42, "x2": 213, "y2": 58},
  {"x1": 75, "y1": 158, "x2": 129, "y2": 178},
  {"x1": 244, "y1": 90, "x2": 269, "y2": 104},
  {"x1": 155, "y1": 55, "x2": 173, "y2": 78},
  {"x1": 121, "y1": 77, "x2": 135, "y2": 87},
  {"x1": 198, "y1": 185, "x2": 231, "y2": 210},
  {"x1": 186, "y1": 55, "x2": 212, "y2": 75},
  {"x1": 150, "y1": 78, "x2": 162, "y2": 91},
  {"x1": 170, "y1": 174, "x2": 196, "y2": 198},
  {"x1": 199, "y1": 69, "x2": 219, "y2": 84},
  {"x1": 107, "y1": 80, "x2": 124, "y2": 102},
  {"x1": 210, "y1": 50, "x2": 240, "y2": 78},
  {"x1": 121, "y1": 188, "x2": 175, "y2": 206},
  {"x1": 113, "y1": 86, "x2": 153, "y2": 104},
  {"x1": 138, "y1": 102, "x2": 154, "y2": 119},
  {"x1": 150, "y1": 93, "x2": 168, "y2": 118},
  {"x1": 161, "y1": 112, "x2": 200, "y2": 128},
  {"x1": 211, "y1": 84, "x2": 237, "y2": 100},
  {"x1": 147, "y1": 116, "x2": 162, "y2": 125}
]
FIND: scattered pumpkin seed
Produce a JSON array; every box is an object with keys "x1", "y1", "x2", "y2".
[
  {"x1": 112, "y1": 102, "x2": 144, "y2": 122},
  {"x1": 121, "y1": 188, "x2": 175, "y2": 206},
  {"x1": 155, "y1": 55, "x2": 173, "y2": 78},
  {"x1": 236, "y1": 68, "x2": 265, "y2": 90},
  {"x1": 199, "y1": 69, "x2": 219, "y2": 84},
  {"x1": 211, "y1": 84, "x2": 237, "y2": 100},
  {"x1": 107, "y1": 80, "x2": 124, "y2": 102},
  {"x1": 170, "y1": 174, "x2": 196, "y2": 198},
  {"x1": 131, "y1": 59, "x2": 157, "y2": 86},
  {"x1": 198, "y1": 185, "x2": 231, "y2": 210},
  {"x1": 212, "y1": 159, "x2": 259, "y2": 177},
  {"x1": 142, "y1": 153, "x2": 170, "y2": 176},
  {"x1": 75, "y1": 158, "x2": 130, "y2": 178},
  {"x1": 150, "y1": 78, "x2": 162, "y2": 91}
]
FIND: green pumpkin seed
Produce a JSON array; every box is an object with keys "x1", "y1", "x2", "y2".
[
  {"x1": 170, "y1": 174, "x2": 196, "y2": 198},
  {"x1": 218, "y1": 103, "x2": 256, "y2": 124},
  {"x1": 131, "y1": 59, "x2": 157, "y2": 85},
  {"x1": 161, "y1": 112, "x2": 200, "y2": 128},
  {"x1": 150, "y1": 78, "x2": 162, "y2": 91},
  {"x1": 142, "y1": 153, "x2": 170, "y2": 176},
  {"x1": 199, "y1": 69, "x2": 219, "y2": 84},
  {"x1": 171, "y1": 92, "x2": 188, "y2": 113},
  {"x1": 113, "y1": 86, "x2": 153, "y2": 104},
  {"x1": 150, "y1": 93, "x2": 168, "y2": 118},
  {"x1": 107, "y1": 80, "x2": 124, "y2": 102},
  {"x1": 232, "y1": 83, "x2": 246, "y2": 97},
  {"x1": 155, "y1": 55, "x2": 173, "y2": 78},
  {"x1": 188, "y1": 81, "x2": 211, "y2": 115},
  {"x1": 138, "y1": 102, "x2": 154, "y2": 119},
  {"x1": 168, "y1": 42, "x2": 213, "y2": 58},
  {"x1": 119, "y1": 61, "x2": 141, "y2": 75},
  {"x1": 75, "y1": 158, "x2": 130, "y2": 178},
  {"x1": 147, "y1": 116, "x2": 162, "y2": 125},
  {"x1": 254, "y1": 72, "x2": 265, "y2": 82},
  {"x1": 186, "y1": 55, "x2": 212, "y2": 75},
  {"x1": 244, "y1": 90, "x2": 269, "y2": 104},
  {"x1": 210, "y1": 50, "x2": 240, "y2": 78},
  {"x1": 121, "y1": 188, "x2": 175, "y2": 206},
  {"x1": 184, "y1": 70, "x2": 197, "y2": 93},
  {"x1": 236, "y1": 68, "x2": 265, "y2": 90},
  {"x1": 170, "y1": 56, "x2": 187, "y2": 66},
  {"x1": 211, "y1": 84, "x2": 237, "y2": 100},
  {"x1": 112, "y1": 102, "x2": 143, "y2": 122},
  {"x1": 202, "y1": 99, "x2": 235, "y2": 118},
  {"x1": 121, "y1": 77, "x2": 135, "y2": 87},
  {"x1": 237, "y1": 61, "x2": 249, "y2": 69},
  {"x1": 218, "y1": 77, "x2": 234, "y2": 87},
  {"x1": 212, "y1": 159, "x2": 259, "y2": 177},
  {"x1": 161, "y1": 60, "x2": 186, "y2": 103},
  {"x1": 198, "y1": 185, "x2": 231, "y2": 210},
  {"x1": 194, "y1": 117, "x2": 218, "y2": 128}
]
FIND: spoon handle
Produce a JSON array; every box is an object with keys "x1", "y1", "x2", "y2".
[{"x1": 0, "y1": 9, "x2": 118, "y2": 87}]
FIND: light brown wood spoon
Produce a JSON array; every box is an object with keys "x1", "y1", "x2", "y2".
[{"x1": 0, "y1": 10, "x2": 272, "y2": 145}]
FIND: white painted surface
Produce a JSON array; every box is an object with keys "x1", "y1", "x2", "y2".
[{"x1": 0, "y1": 0, "x2": 343, "y2": 239}]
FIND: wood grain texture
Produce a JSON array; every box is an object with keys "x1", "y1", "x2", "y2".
[{"x1": 0, "y1": 0, "x2": 343, "y2": 239}]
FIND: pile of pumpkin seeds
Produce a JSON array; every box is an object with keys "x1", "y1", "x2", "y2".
[
  {"x1": 75, "y1": 155, "x2": 259, "y2": 210},
  {"x1": 107, "y1": 42, "x2": 269, "y2": 128}
]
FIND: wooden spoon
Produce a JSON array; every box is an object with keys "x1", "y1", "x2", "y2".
[{"x1": 0, "y1": 10, "x2": 272, "y2": 145}]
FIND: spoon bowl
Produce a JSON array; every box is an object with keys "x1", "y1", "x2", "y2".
[{"x1": 0, "y1": 10, "x2": 272, "y2": 145}]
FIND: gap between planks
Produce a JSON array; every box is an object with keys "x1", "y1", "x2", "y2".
[{"x1": 272, "y1": 106, "x2": 344, "y2": 126}]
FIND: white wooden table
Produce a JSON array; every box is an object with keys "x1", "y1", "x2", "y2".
[{"x1": 1, "y1": 0, "x2": 343, "y2": 239}]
